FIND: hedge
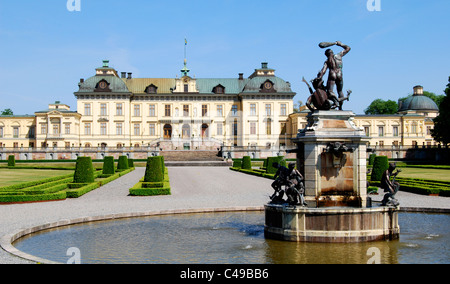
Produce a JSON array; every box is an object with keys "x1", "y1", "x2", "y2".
[
  {"x1": 117, "y1": 156, "x2": 129, "y2": 170},
  {"x1": 130, "y1": 157, "x2": 170, "y2": 196},
  {"x1": 143, "y1": 156, "x2": 163, "y2": 182},
  {"x1": 8, "y1": 155, "x2": 15, "y2": 167},
  {"x1": 102, "y1": 156, "x2": 115, "y2": 176},
  {"x1": 73, "y1": 157, "x2": 95, "y2": 184},
  {"x1": 241, "y1": 156, "x2": 252, "y2": 170},
  {"x1": 371, "y1": 156, "x2": 389, "y2": 182}
]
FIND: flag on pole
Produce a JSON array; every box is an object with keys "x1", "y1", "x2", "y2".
[{"x1": 185, "y1": 38, "x2": 187, "y2": 46}]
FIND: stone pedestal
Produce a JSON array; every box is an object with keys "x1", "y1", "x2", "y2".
[
  {"x1": 264, "y1": 110, "x2": 400, "y2": 243},
  {"x1": 294, "y1": 111, "x2": 370, "y2": 208}
]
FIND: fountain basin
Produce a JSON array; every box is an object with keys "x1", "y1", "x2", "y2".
[{"x1": 264, "y1": 204, "x2": 400, "y2": 243}]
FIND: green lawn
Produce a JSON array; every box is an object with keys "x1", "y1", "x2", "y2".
[
  {"x1": 398, "y1": 168, "x2": 450, "y2": 182},
  {"x1": 0, "y1": 169, "x2": 73, "y2": 188}
]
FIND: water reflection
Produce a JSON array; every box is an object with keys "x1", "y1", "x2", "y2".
[{"x1": 13, "y1": 212, "x2": 449, "y2": 264}]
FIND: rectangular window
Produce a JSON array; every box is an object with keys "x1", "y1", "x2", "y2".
[
  {"x1": 116, "y1": 103, "x2": 123, "y2": 116},
  {"x1": 202, "y1": 105, "x2": 208, "y2": 117},
  {"x1": 427, "y1": 126, "x2": 432, "y2": 136},
  {"x1": 183, "y1": 105, "x2": 190, "y2": 117},
  {"x1": 280, "y1": 104, "x2": 287, "y2": 116},
  {"x1": 100, "y1": 123, "x2": 107, "y2": 136},
  {"x1": 149, "y1": 104, "x2": 156, "y2": 117},
  {"x1": 265, "y1": 104, "x2": 272, "y2": 116},
  {"x1": 84, "y1": 103, "x2": 91, "y2": 116},
  {"x1": 364, "y1": 126, "x2": 370, "y2": 137},
  {"x1": 250, "y1": 104, "x2": 256, "y2": 116},
  {"x1": 52, "y1": 124, "x2": 59, "y2": 135},
  {"x1": 378, "y1": 126, "x2": 384, "y2": 137},
  {"x1": 165, "y1": 105, "x2": 171, "y2": 117},
  {"x1": 100, "y1": 103, "x2": 107, "y2": 116},
  {"x1": 231, "y1": 105, "x2": 238, "y2": 116},
  {"x1": 134, "y1": 124, "x2": 140, "y2": 136},
  {"x1": 280, "y1": 122, "x2": 287, "y2": 135},
  {"x1": 41, "y1": 124, "x2": 47, "y2": 135},
  {"x1": 0, "y1": 127, "x2": 3, "y2": 138},
  {"x1": 84, "y1": 123, "x2": 91, "y2": 135},
  {"x1": 13, "y1": 127, "x2": 19, "y2": 138},
  {"x1": 393, "y1": 126, "x2": 399, "y2": 137},
  {"x1": 216, "y1": 123, "x2": 223, "y2": 136},
  {"x1": 266, "y1": 119, "x2": 272, "y2": 135},
  {"x1": 411, "y1": 124, "x2": 417, "y2": 134},
  {"x1": 116, "y1": 123, "x2": 123, "y2": 135},
  {"x1": 233, "y1": 121, "x2": 238, "y2": 136},
  {"x1": 149, "y1": 123, "x2": 156, "y2": 136},
  {"x1": 65, "y1": 124, "x2": 71, "y2": 135},
  {"x1": 250, "y1": 122, "x2": 256, "y2": 135},
  {"x1": 184, "y1": 84, "x2": 189, "y2": 93},
  {"x1": 133, "y1": 104, "x2": 141, "y2": 117},
  {"x1": 216, "y1": 105, "x2": 223, "y2": 117}
]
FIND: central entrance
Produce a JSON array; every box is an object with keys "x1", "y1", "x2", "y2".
[{"x1": 163, "y1": 124, "x2": 172, "y2": 140}]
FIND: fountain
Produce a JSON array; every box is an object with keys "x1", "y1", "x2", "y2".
[{"x1": 264, "y1": 41, "x2": 400, "y2": 243}]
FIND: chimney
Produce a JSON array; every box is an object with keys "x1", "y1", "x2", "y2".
[
  {"x1": 239, "y1": 73, "x2": 244, "y2": 80},
  {"x1": 413, "y1": 85, "x2": 423, "y2": 95},
  {"x1": 127, "y1": 72, "x2": 132, "y2": 79},
  {"x1": 121, "y1": 72, "x2": 126, "y2": 78},
  {"x1": 80, "y1": 78, "x2": 84, "y2": 83}
]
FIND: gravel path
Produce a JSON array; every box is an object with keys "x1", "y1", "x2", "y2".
[{"x1": 0, "y1": 166, "x2": 448, "y2": 264}]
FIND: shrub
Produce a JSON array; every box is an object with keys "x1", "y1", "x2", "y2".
[
  {"x1": 102, "y1": 156, "x2": 115, "y2": 176},
  {"x1": 117, "y1": 156, "x2": 129, "y2": 170},
  {"x1": 266, "y1": 156, "x2": 286, "y2": 174},
  {"x1": 232, "y1": 159, "x2": 242, "y2": 168},
  {"x1": 73, "y1": 157, "x2": 95, "y2": 183},
  {"x1": 128, "y1": 158, "x2": 134, "y2": 168},
  {"x1": 371, "y1": 156, "x2": 389, "y2": 182},
  {"x1": 241, "y1": 156, "x2": 252, "y2": 170},
  {"x1": 8, "y1": 155, "x2": 15, "y2": 167},
  {"x1": 368, "y1": 154, "x2": 376, "y2": 166},
  {"x1": 144, "y1": 156, "x2": 163, "y2": 183}
]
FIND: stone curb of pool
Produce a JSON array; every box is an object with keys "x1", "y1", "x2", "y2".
[
  {"x1": 2, "y1": 206, "x2": 449, "y2": 264},
  {"x1": 0, "y1": 206, "x2": 265, "y2": 264}
]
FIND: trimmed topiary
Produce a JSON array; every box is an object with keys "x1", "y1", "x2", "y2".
[
  {"x1": 371, "y1": 156, "x2": 389, "y2": 182},
  {"x1": 266, "y1": 156, "x2": 286, "y2": 174},
  {"x1": 232, "y1": 159, "x2": 242, "y2": 168},
  {"x1": 241, "y1": 156, "x2": 252, "y2": 170},
  {"x1": 144, "y1": 156, "x2": 163, "y2": 183},
  {"x1": 128, "y1": 158, "x2": 134, "y2": 168},
  {"x1": 7, "y1": 155, "x2": 15, "y2": 167},
  {"x1": 102, "y1": 156, "x2": 115, "y2": 176},
  {"x1": 73, "y1": 157, "x2": 95, "y2": 183},
  {"x1": 117, "y1": 156, "x2": 129, "y2": 170},
  {"x1": 368, "y1": 154, "x2": 376, "y2": 166}
]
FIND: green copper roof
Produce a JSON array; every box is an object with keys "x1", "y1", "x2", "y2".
[
  {"x1": 399, "y1": 94, "x2": 439, "y2": 112},
  {"x1": 76, "y1": 76, "x2": 130, "y2": 93}
]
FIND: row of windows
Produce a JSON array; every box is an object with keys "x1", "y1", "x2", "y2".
[
  {"x1": 364, "y1": 125, "x2": 433, "y2": 137},
  {"x1": 81, "y1": 121, "x2": 286, "y2": 137},
  {"x1": 83, "y1": 103, "x2": 288, "y2": 117}
]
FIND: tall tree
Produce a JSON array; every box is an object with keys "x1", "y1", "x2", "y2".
[
  {"x1": 432, "y1": 77, "x2": 450, "y2": 144},
  {"x1": 364, "y1": 99, "x2": 398, "y2": 115}
]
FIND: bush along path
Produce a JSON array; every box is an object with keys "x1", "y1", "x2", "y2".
[
  {"x1": 129, "y1": 156, "x2": 171, "y2": 196},
  {"x1": 0, "y1": 156, "x2": 134, "y2": 204}
]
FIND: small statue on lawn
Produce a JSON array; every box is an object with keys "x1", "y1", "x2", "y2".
[{"x1": 381, "y1": 163, "x2": 401, "y2": 207}]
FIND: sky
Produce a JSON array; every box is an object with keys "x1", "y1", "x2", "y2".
[{"x1": 0, "y1": 0, "x2": 449, "y2": 115}]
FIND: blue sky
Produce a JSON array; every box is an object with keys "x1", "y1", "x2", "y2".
[{"x1": 0, "y1": 0, "x2": 449, "y2": 115}]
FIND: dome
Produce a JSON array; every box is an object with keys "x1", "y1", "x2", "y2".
[{"x1": 398, "y1": 86, "x2": 439, "y2": 112}]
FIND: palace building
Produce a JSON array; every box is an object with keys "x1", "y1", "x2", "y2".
[{"x1": 0, "y1": 59, "x2": 440, "y2": 160}]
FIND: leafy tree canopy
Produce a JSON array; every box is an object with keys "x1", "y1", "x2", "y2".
[
  {"x1": 364, "y1": 99, "x2": 398, "y2": 115},
  {"x1": 432, "y1": 77, "x2": 450, "y2": 144},
  {"x1": 1, "y1": 108, "x2": 13, "y2": 115}
]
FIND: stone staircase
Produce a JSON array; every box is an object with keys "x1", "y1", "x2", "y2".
[{"x1": 160, "y1": 150, "x2": 231, "y2": 167}]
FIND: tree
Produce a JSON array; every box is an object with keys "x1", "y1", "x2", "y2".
[
  {"x1": 1, "y1": 109, "x2": 13, "y2": 115},
  {"x1": 364, "y1": 99, "x2": 398, "y2": 115},
  {"x1": 432, "y1": 77, "x2": 450, "y2": 145}
]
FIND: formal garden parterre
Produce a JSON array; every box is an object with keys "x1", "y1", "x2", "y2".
[{"x1": 0, "y1": 155, "x2": 135, "y2": 204}]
